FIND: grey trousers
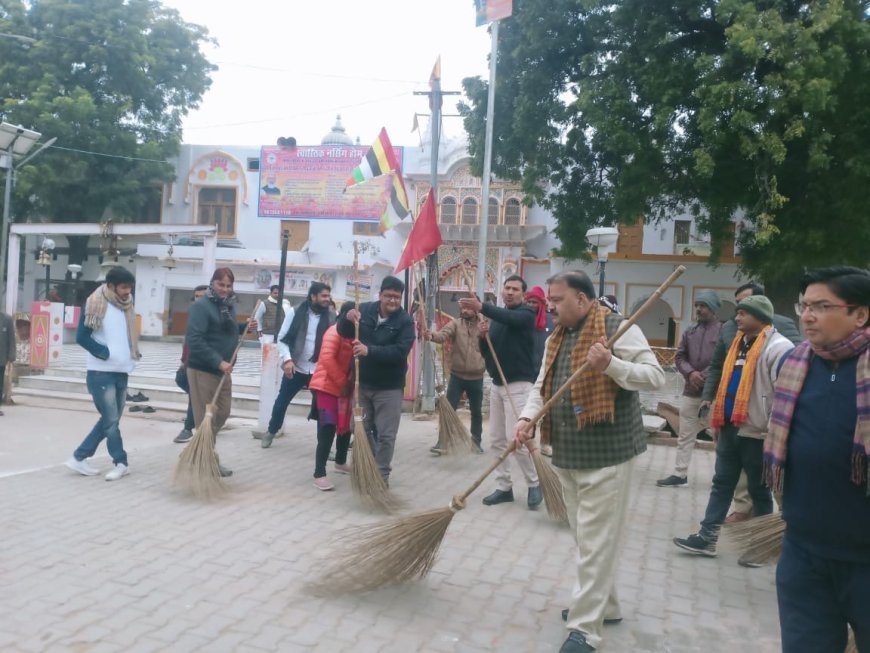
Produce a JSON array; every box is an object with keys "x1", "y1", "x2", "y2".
[{"x1": 358, "y1": 386, "x2": 403, "y2": 480}]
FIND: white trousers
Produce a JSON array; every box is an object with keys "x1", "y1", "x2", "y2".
[
  {"x1": 489, "y1": 382, "x2": 538, "y2": 491},
  {"x1": 674, "y1": 396, "x2": 707, "y2": 476},
  {"x1": 558, "y1": 458, "x2": 635, "y2": 650}
]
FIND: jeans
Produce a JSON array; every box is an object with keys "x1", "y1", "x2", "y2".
[
  {"x1": 267, "y1": 372, "x2": 312, "y2": 435},
  {"x1": 73, "y1": 371, "x2": 128, "y2": 466},
  {"x1": 699, "y1": 423, "x2": 773, "y2": 541},
  {"x1": 175, "y1": 366, "x2": 194, "y2": 431},
  {"x1": 777, "y1": 536, "x2": 870, "y2": 652},
  {"x1": 358, "y1": 386, "x2": 403, "y2": 480},
  {"x1": 445, "y1": 375, "x2": 483, "y2": 444}
]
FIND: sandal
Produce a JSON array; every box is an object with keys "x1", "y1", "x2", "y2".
[
  {"x1": 142, "y1": 406, "x2": 156, "y2": 413},
  {"x1": 129, "y1": 405, "x2": 143, "y2": 412}
]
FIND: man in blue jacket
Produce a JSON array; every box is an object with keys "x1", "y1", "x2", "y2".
[
  {"x1": 764, "y1": 266, "x2": 870, "y2": 653},
  {"x1": 341, "y1": 276, "x2": 414, "y2": 484}
]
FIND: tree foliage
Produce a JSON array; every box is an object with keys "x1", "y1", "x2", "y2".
[
  {"x1": 0, "y1": 0, "x2": 215, "y2": 229},
  {"x1": 460, "y1": 0, "x2": 870, "y2": 284}
]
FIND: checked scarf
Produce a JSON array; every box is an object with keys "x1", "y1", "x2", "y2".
[
  {"x1": 540, "y1": 301, "x2": 618, "y2": 444},
  {"x1": 711, "y1": 325, "x2": 771, "y2": 428},
  {"x1": 764, "y1": 328, "x2": 870, "y2": 495},
  {"x1": 84, "y1": 284, "x2": 140, "y2": 360}
]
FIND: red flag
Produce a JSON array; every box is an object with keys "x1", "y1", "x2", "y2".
[{"x1": 394, "y1": 189, "x2": 443, "y2": 273}]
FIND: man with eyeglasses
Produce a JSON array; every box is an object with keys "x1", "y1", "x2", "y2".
[
  {"x1": 766, "y1": 266, "x2": 870, "y2": 653},
  {"x1": 341, "y1": 276, "x2": 414, "y2": 485},
  {"x1": 700, "y1": 282, "x2": 802, "y2": 525}
]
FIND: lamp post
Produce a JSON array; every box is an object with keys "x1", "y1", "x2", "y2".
[
  {"x1": 1, "y1": 122, "x2": 55, "y2": 306},
  {"x1": 38, "y1": 237, "x2": 55, "y2": 300},
  {"x1": 585, "y1": 227, "x2": 620, "y2": 298}
]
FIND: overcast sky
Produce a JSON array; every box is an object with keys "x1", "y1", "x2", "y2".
[{"x1": 162, "y1": 1, "x2": 494, "y2": 148}]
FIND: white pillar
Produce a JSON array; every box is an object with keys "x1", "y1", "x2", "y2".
[
  {"x1": 202, "y1": 234, "x2": 217, "y2": 280},
  {"x1": 4, "y1": 232, "x2": 20, "y2": 314}
]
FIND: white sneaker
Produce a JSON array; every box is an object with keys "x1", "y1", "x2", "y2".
[
  {"x1": 65, "y1": 456, "x2": 99, "y2": 476},
  {"x1": 105, "y1": 463, "x2": 129, "y2": 481}
]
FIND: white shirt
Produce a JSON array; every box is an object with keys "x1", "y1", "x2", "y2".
[
  {"x1": 87, "y1": 304, "x2": 136, "y2": 374},
  {"x1": 295, "y1": 310, "x2": 320, "y2": 375}
]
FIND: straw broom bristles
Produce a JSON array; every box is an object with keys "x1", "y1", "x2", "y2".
[
  {"x1": 719, "y1": 512, "x2": 785, "y2": 564},
  {"x1": 173, "y1": 301, "x2": 260, "y2": 500},
  {"x1": 436, "y1": 391, "x2": 474, "y2": 455},
  {"x1": 310, "y1": 267, "x2": 687, "y2": 595}
]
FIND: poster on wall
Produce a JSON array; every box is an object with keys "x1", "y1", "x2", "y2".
[
  {"x1": 257, "y1": 145, "x2": 403, "y2": 221},
  {"x1": 255, "y1": 268, "x2": 337, "y2": 294}
]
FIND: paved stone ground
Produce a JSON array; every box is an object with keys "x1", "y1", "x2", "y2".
[{"x1": 0, "y1": 395, "x2": 781, "y2": 652}]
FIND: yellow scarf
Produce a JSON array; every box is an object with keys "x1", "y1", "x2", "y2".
[{"x1": 712, "y1": 325, "x2": 771, "y2": 427}]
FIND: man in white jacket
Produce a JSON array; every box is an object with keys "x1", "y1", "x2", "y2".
[
  {"x1": 673, "y1": 295, "x2": 794, "y2": 557},
  {"x1": 65, "y1": 267, "x2": 140, "y2": 481}
]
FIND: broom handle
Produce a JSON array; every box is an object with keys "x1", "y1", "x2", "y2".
[
  {"x1": 456, "y1": 265, "x2": 686, "y2": 503},
  {"x1": 352, "y1": 241, "x2": 362, "y2": 410},
  {"x1": 208, "y1": 299, "x2": 262, "y2": 405},
  {"x1": 458, "y1": 266, "x2": 520, "y2": 421}
]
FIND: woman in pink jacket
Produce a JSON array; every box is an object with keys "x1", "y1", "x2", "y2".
[{"x1": 308, "y1": 302, "x2": 355, "y2": 491}]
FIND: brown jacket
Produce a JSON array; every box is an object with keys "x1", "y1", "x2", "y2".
[{"x1": 430, "y1": 316, "x2": 485, "y2": 380}]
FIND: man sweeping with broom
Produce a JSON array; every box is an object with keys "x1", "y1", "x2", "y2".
[
  {"x1": 185, "y1": 268, "x2": 257, "y2": 478},
  {"x1": 514, "y1": 270, "x2": 666, "y2": 653}
]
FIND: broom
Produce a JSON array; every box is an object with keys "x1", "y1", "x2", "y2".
[
  {"x1": 458, "y1": 266, "x2": 567, "y2": 522},
  {"x1": 309, "y1": 266, "x2": 686, "y2": 594},
  {"x1": 173, "y1": 301, "x2": 260, "y2": 500},
  {"x1": 415, "y1": 266, "x2": 474, "y2": 455},
  {"x1": 348, "y1": 241, "x2": 399, "y2": 513}
]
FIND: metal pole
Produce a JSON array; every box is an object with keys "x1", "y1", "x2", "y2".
[
  {"x1": 421, "y1": 74, "x2": 443, "y2": 413},
  {"x1": 476, "y1": 20, "x2": 499, "y2": 298},
  {"x1": 44, "y1": 261, "x2": 50, "y2": 300},
  {"x1": 598, "y1": 259, "x2": 606, "y2": 298},
  {"x1": 1, "y1": 145, "x2": 17, "y2": 305},
  {"x1": 274, "y1": 230, "x2": 289, "y2": 343}
]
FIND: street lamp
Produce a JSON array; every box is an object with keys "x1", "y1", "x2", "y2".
[
  {"x1": 38, "y1": 237, "x2": 55, "y2": 300},
  {"x1": 1, "y1": 122, "x2": 55, "y2": 305},
  {"x1": 585, "y1": 226, "x2": 620, "y2": 298}
]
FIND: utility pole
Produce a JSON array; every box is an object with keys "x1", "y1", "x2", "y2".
[{"x1": 414, "y1": 67, "x2": 460, "y2": 413}]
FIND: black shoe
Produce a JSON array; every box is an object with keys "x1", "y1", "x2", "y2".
[
  {"x1": 559, "y1": 631, "x2": 595, "y2": 653},
  {"x1": 561, "y1": 609, "x2": 622, "y2": 625},
  {"x1": 429, "y1": 443, "x2": 443, "y2": 455},
  {"x1": 673, "y1": 533, "x2": 716, "y2": 557},
  {"x1": 127, "y1": 392, "x2": 148, "y2": 402},
  {"x1": 482, "y1": 489, "x2": 514, "y2": 506},
  {"x1": 218, "y1": 464, "x2": 233, "y2": 478},
  {"x1": 656, "y1": 475, "x2": 688, "y2": 487},
  {"x1": 527, "y1": 485, "x2": 543, "y2": 510},
  {"x1": 173, "y1": 429, "x2": 193, "y2": 444}
]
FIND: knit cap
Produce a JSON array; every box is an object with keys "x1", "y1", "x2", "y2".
[
  {"x1": 694, "y1": 290, "x2": 721, "y2": 313},
  {"x1": 736, "y1": 295, "x2": 774, "y2": 325}
]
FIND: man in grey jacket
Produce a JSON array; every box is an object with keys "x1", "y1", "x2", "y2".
[
  {"x1": 0, "y1": 310, "x2": 16, "y2": 415},
  {"x1": 674, "y1": 295, "x2": 794, "y2": 557},
  {"x1": 657, "y1": 291, "x2": 722, "y2": 486}
]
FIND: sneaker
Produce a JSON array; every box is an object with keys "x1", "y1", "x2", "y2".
[
  {"x1": 482, "y1": 488, "x2": 514, "y2": 506},
  {"x1": 656, "y1": 475, "x2": 688, "y2": 487},
  {"x1": 334, "y1": 463, "x2": 351, "y2": 475},
  {"x1": 528, "y1": 485, "x2": 543, "y2": 510},
  {"x1": 559, "y1": 631, "x2": 595, "y2": 653},
  {"x1": 173, "y1": 429, "x2": 193, "y2": 444},
  {"x1": 261, "y1": 432, "x2": 275, "y2": 449},
  {"x1": 429, "y1": 443, "x2": 443, "y2": 455},
  {"x1": 313, "y1": 476, "x2": 335, "y2": 491},
  {"x1": 724, "y1": 511, "x2": 751, "y2": 524},
  {"x1": 65, "y1": 456, "x2": 99, "y2": 476},
  {"x1": 673, "y1": 533, "x2": 717, "y2": 557},
  {"x1": 105, "y1": 463, "x2": 129, "y2": 481},
  {"x1": 472, "y1": 442, "x2": 484, "y2": 454},
  {"x1": 738, "y1": 556, "x2": 764, "y2": 568},
  {"x1": 218, "y1": 464, "x2": 233, "y2": 478}
]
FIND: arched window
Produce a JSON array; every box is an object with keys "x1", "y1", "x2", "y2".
[
  {"x1": 461, "y1": 197, "x2": 478, "y2": 225},
  {"x1": 504, "y1": 198, "x2": 522, "y2": 225},
  {"x1": 487, "y1": 198, "x2": 499, "y2": 224},
  {"x1": 440, "y1": 197, "x2": 457, "y2": 224}
]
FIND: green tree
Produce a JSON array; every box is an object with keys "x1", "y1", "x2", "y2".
[
  {"x1": 1, "y1": 0, "x2": 215, "y2": 260},
  {"x1": 460, "y1": 0, "x2": 870, "y2": 291}
]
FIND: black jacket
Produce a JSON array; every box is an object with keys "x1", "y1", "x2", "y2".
[
  {"x1": 337, "y1": 301, "x2": 414, "y2": 390},
  {"x1": 480, "y1": 302, "x2": 537, "y2": 385},
  {"x1": 186, "y1": 296, "x2": 248, "y2": 376}
]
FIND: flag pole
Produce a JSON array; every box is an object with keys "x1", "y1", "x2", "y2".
[{"x1": 475, "y1": 19, "x2": 499, "y2": 298}]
